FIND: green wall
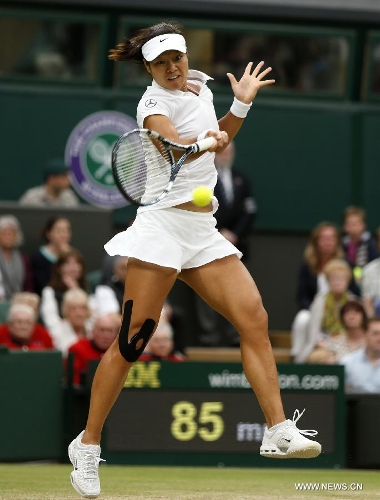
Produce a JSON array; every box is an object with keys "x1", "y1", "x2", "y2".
[
  {"x1": 0, "y1": 349, "x2": 63, "y2": 461},
  {"x1": 1, "y1": 84, "x2": 379, "y2": 231}
]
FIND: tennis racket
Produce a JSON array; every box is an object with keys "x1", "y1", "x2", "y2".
[{"x1": 111, "y1": 128, "x2": 216, "y2": 206}]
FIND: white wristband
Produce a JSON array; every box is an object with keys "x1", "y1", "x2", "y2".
[
  {"x1": 230, "y1": 97, "x2": 252, "y2": 118},
  {"x1": 197, "y1": 130, "x2": 211, "y2": 142}
]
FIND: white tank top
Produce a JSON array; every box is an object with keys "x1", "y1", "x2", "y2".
[{"x1": 136, "y1": 70, "x2": 219, "y2": 212}]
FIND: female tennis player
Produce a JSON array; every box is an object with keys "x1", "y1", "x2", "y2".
[{"x1": 69, "y1": 21, "x2": 321, "y2": 498}]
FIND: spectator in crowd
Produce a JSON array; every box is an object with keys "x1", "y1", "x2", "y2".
[
  {"x1": 42, "y1": 288, "x2": 92, "y2": 356},
  {"x1": 68, "y1": 313, "x2": 121, "y2": 387},
  {"x1": 30, "y1": 215, "x2": 73, "y2": 295},
  {"x1": 0, "y1": 303, "x2": 53, "y2": 351},
  {"x1": 195, "y1": 141, "x2": 257, "y2": 347},
  {"x1": 11, "y1": 290, "x2": 43, "y2": 321},
  {"x1": 140, "y1": 320, "x2": 185, "y2": 362},
  {"x1": 19, "y1": 158, "x2": 80, "y2": 207},
  {"x1": 341, "y1": 206, "x2": 379, "y2": 291},
  {"x1": 0, "y1": 215, "x2": 33, "y2": 302},
  {"x1": 341, "y1": 317, "x2": 380, "y2": 393},
  {"x1": 292, "y1": 258, "x2": 356, "y2": 363},
  {"x1": 40, "y1": 248, "x2": 88, "y2": 319},
  {"x1": 296, "y1": 222, "x2": 345, "y2": 311},
  {"x1": 326, "y1": 300, "x2": 367, "y2": 362},
  {"x1": 291, "y1": 222, "x2": 345, "y2": 360},
  {"x1": 362, "y1": 255, "x2": 380, "y2": 318}
]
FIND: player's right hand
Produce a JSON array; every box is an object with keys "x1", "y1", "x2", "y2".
[{"x1": 204, "y1": 130, "x2": 229, "y2": 153}]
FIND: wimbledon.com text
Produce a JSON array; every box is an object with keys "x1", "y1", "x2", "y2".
[{"x1": 208, "y1": 370, "x2": 340, "y2": 390}]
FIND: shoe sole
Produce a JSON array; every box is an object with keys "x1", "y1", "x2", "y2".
[
  {"x1": 260, "y1": 444, "x2": 322, "y2": 459},
  {"x1": 70, "y1": 473, "x2": 99, "y2": 499}
]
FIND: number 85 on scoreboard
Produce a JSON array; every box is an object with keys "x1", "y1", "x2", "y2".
[
  {"x1": 105, "y1": 390, "x2": 276, "y2": 453},
  {"x1": 171, "y1": 401, "x2": 224, "y2": 442}
]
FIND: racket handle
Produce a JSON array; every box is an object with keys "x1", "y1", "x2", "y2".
[{"x1": 195, "y1": 136, "x2": 217, "y2": 152}]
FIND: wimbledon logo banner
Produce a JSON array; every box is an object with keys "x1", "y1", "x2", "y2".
[{"x1": 65, "y1": 111, "x2": 137, "y2": 208}]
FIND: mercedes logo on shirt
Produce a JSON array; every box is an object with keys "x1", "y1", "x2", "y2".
[{"x1": 145, "y1": 99, "x2": 157, "y2": 108}]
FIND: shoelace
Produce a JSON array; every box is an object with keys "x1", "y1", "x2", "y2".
[
  {"x1": 290, "y1": 408, "x2": 318, "y2": 437},
  {"x1": 81, "y1": 451, "x2": 106, "y2": 479}
]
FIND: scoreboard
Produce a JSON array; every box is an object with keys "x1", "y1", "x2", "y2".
[{"x1": 100, "y1": 361, "x2": 345, "y2": 468}]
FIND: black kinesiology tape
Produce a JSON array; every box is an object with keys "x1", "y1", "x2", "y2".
[{"x1": 118, "y1": 299, "x2": 156, "y2": 362}]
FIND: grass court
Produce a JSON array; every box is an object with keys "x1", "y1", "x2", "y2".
[{"x1": 0, "y1": 464, "x2": 379, "y2": 500}]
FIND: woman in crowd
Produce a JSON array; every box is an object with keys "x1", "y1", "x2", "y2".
[
  {"x1": 42, "y1": 288, "x2": 92, "y2": 356},
  {"x1": 326, "y1": 299, "x2": 367, "y2": 361},
  {"x1": 40, "y1": 248, "x2": 88, "y2": 320},
  {"x1": 294, "y1": 258, "x2": 356, "y2": 363},
  {"x1": 291, "y1": 222, "x2": 346, "y2": 361},
  {"x1": 30, "y1": 215, "x2": 72, "y2": 295},
  {"x1": 0, "y1": 215, "x2": 33, "y2": 302}
]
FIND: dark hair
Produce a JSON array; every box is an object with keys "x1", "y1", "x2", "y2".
[
  {"x1": 40, "y1": 215, "x2": 71, "y2": 242},
  {"x1": 340, "y1": 300, "x2": 368, "y2": 330},
  {"x1": 48, "y1": 249, "x2": 87, "y2": 291},
  {"x1": 108, "y1": 21, "x2": 184, "y2": 63}
]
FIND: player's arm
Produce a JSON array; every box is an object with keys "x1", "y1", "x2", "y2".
[
  {"x1": 144, "y1": 114, "x2": 225, "y2": 157},
  {"x1": 218, "y1": 61, "x2": 274, "y2": 143},
  {"x1": 144, "y1": 114, "x2": 190, "y2": 145}
]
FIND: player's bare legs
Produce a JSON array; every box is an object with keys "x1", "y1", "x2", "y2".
[
  {"x1": 83, "y1": 258, "x2": 178, "y2": 445},
  {"x1": 69, "y1": 258, "x2": 178, "y2": 497},
  {"x1": 180, "y1": 255, "x2": 285, "y2": 427},
  {"x1": 180, "y1": 255, "x2": 321, "y2": 458}
]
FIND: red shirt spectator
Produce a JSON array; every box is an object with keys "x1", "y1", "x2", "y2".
[
  {"x1": 0, "y1": 303, "x2": 53, "y2": 350},
  {"x1": 68, "y1": 313, "x2": 120, "y2": 386}
]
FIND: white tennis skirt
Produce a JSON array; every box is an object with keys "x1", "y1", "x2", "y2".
[{"x1": 104, "y1": 206, "x2": 242, "y2": 272}]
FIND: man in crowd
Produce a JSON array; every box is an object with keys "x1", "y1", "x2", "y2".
[
  {"x1": 68, "y1": 313, "x2": 120, "y2": 386},
  {"x1": 341, "y1": 317, "x2": 380, "y2": 393},
  {"x1": 19, "y1": 158, "x2": 80, "y2": 207}
]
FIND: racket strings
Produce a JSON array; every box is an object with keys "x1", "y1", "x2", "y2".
[{"x1": 114, "y1": 131, "x2": 172, "y2": 204}]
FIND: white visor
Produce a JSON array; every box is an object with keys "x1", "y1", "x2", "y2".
[{"x1": 142, "y1": 33, "x2": 187, "y2": 62}]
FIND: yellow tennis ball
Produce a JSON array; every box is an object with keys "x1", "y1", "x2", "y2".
[
  {"x1": 192, "y1": 186, "x2": 213, "y2": 207},
  {"x1": 353, "y1": 266, "x2": 363, "y2": 281}
]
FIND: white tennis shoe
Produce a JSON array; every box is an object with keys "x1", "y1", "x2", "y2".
[
  {"x1": 68, "y1": 431, "x2": 104, "y2": 498},
  {"x1": 260, "y1": 409, "x2": 322, "y2": 459}
]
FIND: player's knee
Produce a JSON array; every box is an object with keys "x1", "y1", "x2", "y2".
[
  {"x1": 235, "y1": 296, "x2": 268, "y2": 335},
  {"x1": 256, "y1": 302, "x2": 268, "y2": 329},
  {"x1": 247, "y1": 296, "x2": 268, "y2": 327},
  {"x1": 118, "y1": 300, "x2": 156, "y2": 362}
]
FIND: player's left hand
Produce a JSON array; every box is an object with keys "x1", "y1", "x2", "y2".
[{"x1": 227, "y1": 61, "x2": 275, "y2": 104}]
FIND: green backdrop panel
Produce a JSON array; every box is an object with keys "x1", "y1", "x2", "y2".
[
  {"x1": 361, "y1": 112, "x2": 380, "y2": 231},
  {"x1": 0, "y1": 87, "x2": 107, "y2": 201},
  {"x1": 0, "y1": 349, "x2": 63, "y2": 461}
]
